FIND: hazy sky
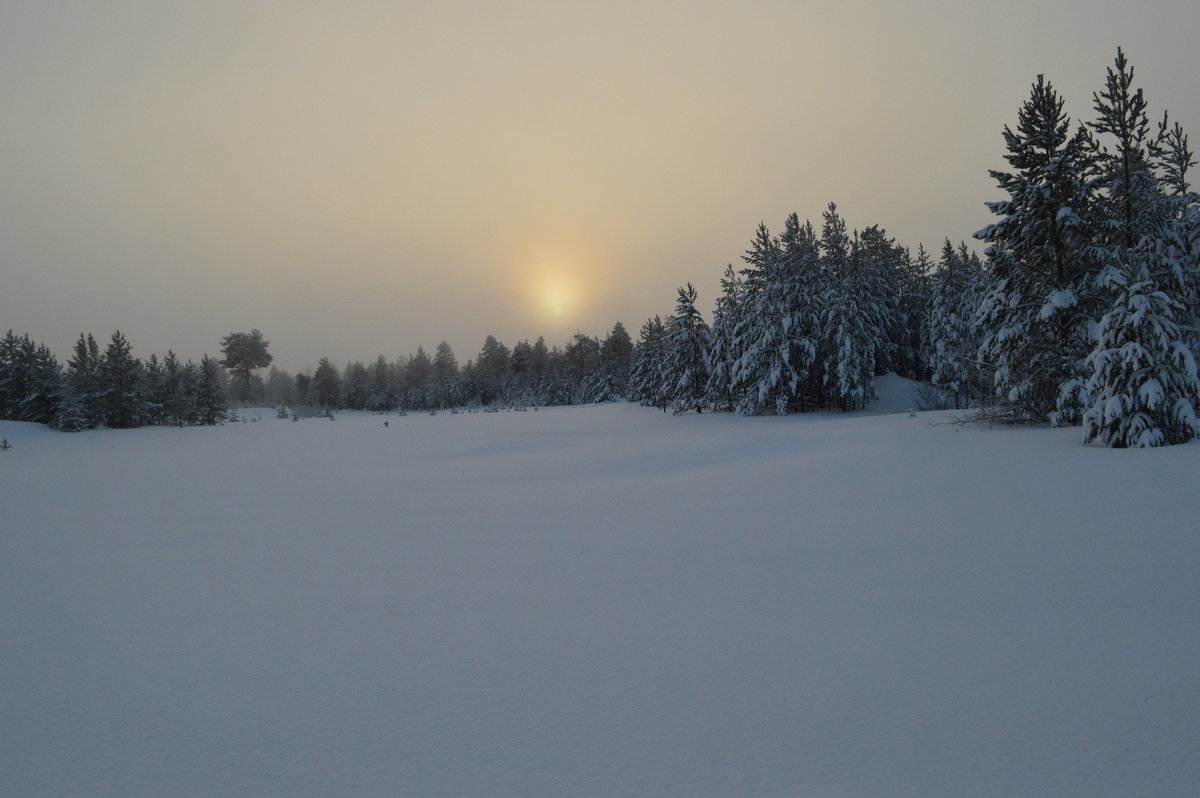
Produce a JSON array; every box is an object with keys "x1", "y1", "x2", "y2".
[{"x1": 2, "y1": 1, "x2": 1198, "y2": 373}]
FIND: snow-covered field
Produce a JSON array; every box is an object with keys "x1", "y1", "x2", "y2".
[{"x1": 3, "y1": 379, "x2": 1198, "y2": 798}]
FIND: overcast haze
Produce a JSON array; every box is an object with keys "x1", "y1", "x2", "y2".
[{"x1": 2, "y1": 0, "x2": 1198, "y2": 372}]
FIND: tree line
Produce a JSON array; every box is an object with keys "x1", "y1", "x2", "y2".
[
  {"x1": 256, "y1": 327, "x2": 636, "y2": 413},
  {"x1": 0, "y1": 325, "x2": 641, "y2": 428},
  {"x1": 0, "y1": 330, "x2": 230, "y2": 431}
]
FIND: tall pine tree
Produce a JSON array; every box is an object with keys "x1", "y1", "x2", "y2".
[{"x1": 975, "y1": 75, "x2": 1097, "y2": 423}]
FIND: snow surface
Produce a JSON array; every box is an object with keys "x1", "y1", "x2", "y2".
[{"x1": 3, "y1": 385, "x2": 1199, "y2": 797}]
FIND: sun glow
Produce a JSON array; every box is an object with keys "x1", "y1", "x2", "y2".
[{"x1": 525, "y1": 264, "x2": 585, "y2": 325}]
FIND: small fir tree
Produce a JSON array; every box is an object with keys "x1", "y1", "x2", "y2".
[{"x1": 1083, "y1": 253, "x2": 1200, "y2": 446}]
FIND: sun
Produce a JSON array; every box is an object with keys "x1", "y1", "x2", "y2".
[
  {"x1": 526, "y1": 266, "x2": 583, "y2": 324},
  {"x1": 542, "y1": 281, "x2": 572, "y2": 318}
]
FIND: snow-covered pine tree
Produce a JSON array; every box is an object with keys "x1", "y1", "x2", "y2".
[
  {"x1": 64, "y1": 333, "x2": 103, "y2": 428},
  {"x1": 852, "y1": 224, "x2": 902, "y2": 377},
  {"x1": 1, "y1": 333, "x2": 64, "y2": 424},
  {"x1": 894, "y1": 243, "x2": 933, "y2": 381},
  {"x1": 1082, "y1": 51, "x2": 1200, "y2": 446},
  {"x1": 975, "y1": 74, "x2": 1097, "y2": 424},
  {"x1": 219, "y1": 329, "x2": 272, "y2": 405},
  {"x1": 476, "y1": 335, "x2": 511, "y2": 405},
  {"x1": 432, "y1": 342, "x2": 459, "y2": 408},
  {"x1": 342, "y1": 361, "x2": 371, "y2": 410},
  {"x1": 1152, "y1": 115, "x2": 1200, "y2": 359},
  {"x1": 563, "y1": 333, "x2": 601, "y2": 403},
  {"x1": 368, "y1": 355, "x2": 396, "y2": 411},
  {"x1": 1090, "y1": 49, "x2": 1165, "y2": 260},
  {"x1": 509, "y1": 339, "x2": 532, "y2": 385},
  {"x1": 925, "y1": 240, "x2": 990, "y2": 407},
  {"x1": 732, "y1": 215, "x2": 823, "y2": 415},
  {"x1": 664, "y1": 283, "x2": 711, "y2": 413},
  {"x1": 730, "y1": 223, "x2": 786, "y2": 415},
  {"x1": 140, "y1": 353, "x2": 167, "y2": 426},
  {"x1": 0, "y1": 335, "x2": 63, "y2": 424},
  {"x1": 0, "y1": 331, "x2": 18, "y2": 419},
  {"x1": 599, "y1": 321, "x2": 634, "y2": 398},
  {"x1": 629, "y1": 316, "x2": 671, "y2": 410},
  {"x1": 705, "y1": 264, "x2": 745, "y2": 412},
  {"x1": 403, "y1": 346, "x2": 432, "y2": 410},
  {"x1": 99, "y1": 330, "x2": 142, "y2": 428},
  {"x1": 819, "y1": 205, "x2": 877, "y2": 411},
  {"x1": 196, "y1": 355, "x2": 228, "y2": 425},
  {"x1": 313, "y1": 357, "x2": 341, "y2": 410},
  {"x1": 1082, "y1": 249, "x2": 1200, "y2": 446},
  {"x1": 50, "y1": 388, "x2": 89, "y2": 431},
  {"x1": 161, "y1": 352, "x2": 195, "y2": 426}
]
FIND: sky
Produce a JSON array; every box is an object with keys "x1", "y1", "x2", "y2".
[{"x1": 2, "y1": 0, "x2": 1198, "y2": 374}]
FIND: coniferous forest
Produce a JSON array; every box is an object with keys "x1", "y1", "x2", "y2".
[{"x1": 2, "y1": 50, "x2": 1197, "y2": 447}]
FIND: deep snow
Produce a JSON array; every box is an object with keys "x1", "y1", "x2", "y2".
[{"x1": 2, "y1": 384, "x2": 1198, "y2": 797}]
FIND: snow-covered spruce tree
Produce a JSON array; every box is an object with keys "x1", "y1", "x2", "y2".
[
  {"x1": 0, "y1": 331, "x2": 57, "y2": 422},
  {"x1": 476, "y1": 335, "x2": 511, "y2": 405},
  {"x1": 140, "y1": 353, "x2": 167, "y2": 426},
  {"x1": 508, "y1": 339, "x2": 532, "y2": 399},
  {"x1": 630, "y1": 316, "x2": 671, "y2": 410},
  {"x1": 195, "y1": 355, "x2": 228, "y2": 425},
  {"x1": 0, "y1": 333, "x2": 11, "y2": 418},
  {"x1": 431, "y1": 341, "x2": 459, "y2": 409},
  {"x1": 1082, "y1": 251, "x2": 1200, "y2": 446},
  {"x1": 1090, "y1": 49, "x2": 1165, "y2": 263},
  {"x1": 161, "y1": 351, "x2": 195, "y2": 426},
  {"x1": 563, "y1": 333, "x2": 601, "y2": 404},
  {"x1": 368, "y1": 355, "x2": 397, "y2": 411},
  {"x1": 6, "y1": 336, "x2": 63, "y2": 424},
  {"x1": 0, "y1": 331, "x2": 21, "y2": 419},
  {"x1": 731, "y1": 216, "x2": 822, "y2": 415},
  {"x1": 1152, "y1": 116, "x2": 1200, "y2": 359},
  {"x1": 99, "y1": 330, "x2": 143, "y2": 428},
  {"x1": 313, "y1": 357, "x2": 341, "y2": 409},
  {"x1": 1081, "y1": 51, "x2": 1200, "y2": 446},
  {"x1": 975, "y1": 74, "x2": 1097, "y2": 424},
  {"x1": 705, "y1": 264, "x2": 745, "y2": 412},
  {"x1": 50, "y1": 388, "x2": 89, "y2": 431},
  {"x1": 730, "y1": 223, "x2": 785, "y2": 414},
  {"x1": 819, "y1": 205, "x2": 878, "y2": 411},
  {"x1": 894, "y1": 243, "x2": 933, "y2": 381},
  {"x1": 580, "y1": 368, "x2": 621, "y2": 403},
  {"x1": 64, "y1": 333, "x2": 104, "y2": 428},
  {"x1": 403, "y1": 346, "x2": 432, "y2": 410},
  {"x1": 342, "y1": 361, "x2": 371, "y2": 410},
  {"x1": 925, "y1": 240, "x2": 990, "y2": 407},
  {"x1": 852, "y1": 224, "x2": 902, "y2": 377},
  {"x1": 599, "y1": 321, "x2": 634, "y2": 398},
  {"x1": 664, "y1": 283, "x2": 711, "y2": 413}
]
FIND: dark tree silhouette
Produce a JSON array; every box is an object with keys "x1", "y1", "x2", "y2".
[{"x1": 220, "y1": 330, "x2": 273, "y2": 403}]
